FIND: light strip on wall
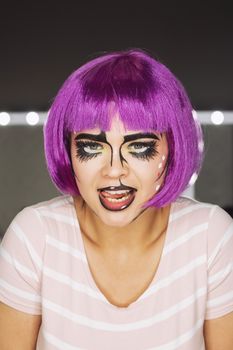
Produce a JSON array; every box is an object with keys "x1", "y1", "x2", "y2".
[{"x1": 0, "y1": 111, "x2": 233, "y2": 126}]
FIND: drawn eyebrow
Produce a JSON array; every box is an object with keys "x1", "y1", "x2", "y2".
[
  {"x1": 74, "y1": 132, "x2": 107, "y2": 143},
  {"x1": 74, "y1": 132, "x2": 160, "y2": 144},
  {"x1": 123, "y1": 133, "x2": 160, "y2": 143}
]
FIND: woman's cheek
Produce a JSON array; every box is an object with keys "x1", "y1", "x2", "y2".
[{"x1": 76, "y1": 162, "x2": 100, "y2": 181}]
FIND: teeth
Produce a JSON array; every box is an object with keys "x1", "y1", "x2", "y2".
[{"x1": 105, "y1": 194, "x2": 131, "y2": 202}]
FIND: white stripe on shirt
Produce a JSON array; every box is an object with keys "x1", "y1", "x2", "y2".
[
  {"x1": 42, "y1": 287, "x2": 206, "y2": 331},
  {"x1": 0, "y1": 247, "x2": 39, "y2": 282}
]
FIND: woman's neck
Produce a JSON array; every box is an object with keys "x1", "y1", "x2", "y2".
[{"x1": 74, "y1": 196, "x2": 171, "y2": 253}]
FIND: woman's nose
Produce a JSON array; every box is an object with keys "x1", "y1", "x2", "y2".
[{"x1": 101, "y1": 150, "x2": 129, "y2": 179}]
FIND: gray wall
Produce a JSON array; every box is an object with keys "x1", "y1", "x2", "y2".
[
  {"x1": 0, "y1": 125, "x2": 232, "y2": 238},
  {"x1": 195, "y1": 125, "x2": 233, "y2": 207},
  {"x1": 0, "y1": 126, "x2": 59, "y2": 237}
]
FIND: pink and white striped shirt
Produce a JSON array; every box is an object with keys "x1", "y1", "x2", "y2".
[{"x1": 0, "y1": 195, "x2": 233, "y2": 349}]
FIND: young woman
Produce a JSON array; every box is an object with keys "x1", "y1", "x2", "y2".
[{"x1": 0, "y1": 49, "x2": 232, "y2": 349}]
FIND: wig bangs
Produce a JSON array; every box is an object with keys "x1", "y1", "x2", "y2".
[
  {"x1": 65, "y1": 90, "x2": 173, "y2": 135},
  {"x1": 64, "y1": 54, "x2": 171, "y2": 135}
]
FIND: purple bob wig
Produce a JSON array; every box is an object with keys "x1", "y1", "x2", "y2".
[{"x1": 44, "y1": 48, "x2": 204, "y2": 208}]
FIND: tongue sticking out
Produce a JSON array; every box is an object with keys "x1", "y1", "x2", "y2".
[{"x1": 99, "y1": 190, "x2": 135, "y2": 211}]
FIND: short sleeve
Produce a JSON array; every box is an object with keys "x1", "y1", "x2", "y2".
[
  {"x1": 0, "y1": 207, "x2": 45, "y2": 315},
  {"x1": 205, "y1": 205, "x2": 233, "y2": 320}
]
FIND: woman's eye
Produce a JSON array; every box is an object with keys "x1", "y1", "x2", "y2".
[
  {"x1": 84, "y1": 143, "x2": 103, "y2": 154},
  {"x1": 128, "y1": 143, "x2": 149, "y2": 153},
  {"x1": 128, "y1": 141, "x2": 158, "y2": 161},
  {"x1": 75, "y1": 141, "x2": 103, "y2": 162}
]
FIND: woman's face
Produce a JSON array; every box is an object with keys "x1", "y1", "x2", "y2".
[{"x1": 70, "y1": 116, "x2": 169, "y2": 227}]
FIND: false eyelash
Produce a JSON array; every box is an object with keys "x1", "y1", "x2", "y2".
[
  {"x1": 75, "y1": 141, "x2": 102, "y2": 162},
  {"x1": 129, "y1": 141, "x2": 159, "y2": 161}
]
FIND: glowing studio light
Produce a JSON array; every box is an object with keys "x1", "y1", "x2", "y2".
[
  {"x1": 198, "y1": 140, "x2": 204, "y2": 152},
  {"x1": 211, "y1": 111, "x2": 224, "y2": 125},
  {"x1": 26, "y1": 111, "x2": 40, "y2": 125},
  {"x1": 0, "y1": 112, "x2": 11, "y2": 126},
  {"x1": 192, "y1": 110, "x2": 198, "y2": 120},
  {"x1": 189, "y1": 172, "x2": 198, "y2": 186}
]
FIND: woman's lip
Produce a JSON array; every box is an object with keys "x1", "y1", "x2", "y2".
[
  {"x1": 98, "y1": 185, "x2": 136, "y2": 192},
  {"x1": 98, "y1": 190, "x2": 136, "y2": 211}
]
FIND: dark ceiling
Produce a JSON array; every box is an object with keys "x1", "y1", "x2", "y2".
[{"x1": 1, "y1": 1, "x2": 232, "y2": 111}]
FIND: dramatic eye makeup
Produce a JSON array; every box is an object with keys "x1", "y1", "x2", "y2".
[
  {"x1": 128, "y1": 141, "x2": 158, "y2": 160},
  {"x1": 75, "y1": 141, "x2": 103, "y2": 162},
  {"x1": 74, "y1": 131, "x2": 161, "y2": 163}
]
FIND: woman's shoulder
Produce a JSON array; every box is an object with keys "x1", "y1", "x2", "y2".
[
  {"x1": 5, "y1": 195, "x2": 75, "y2": 238},
  {"x1": 171, "y1": 195, "x2": 215, "y2": 220},
  {"x1": 171, "y1": 195, "x2": 232, "y2": 228},
  {"x1": 1, "y1": 195, "x2": 76, "y2": 256},
  {"x1": 29, "y1": 194, "x2": 73, "y2": 212},
  {"x1": 0, "y1": 197, "x2": 74, "y2": 316},
  {"x1": 173, "y1": 196, "x2": 232, "y2": 220},
  {"x1": 17, "y1": 194, "x2": 73, "y2": 220}
]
